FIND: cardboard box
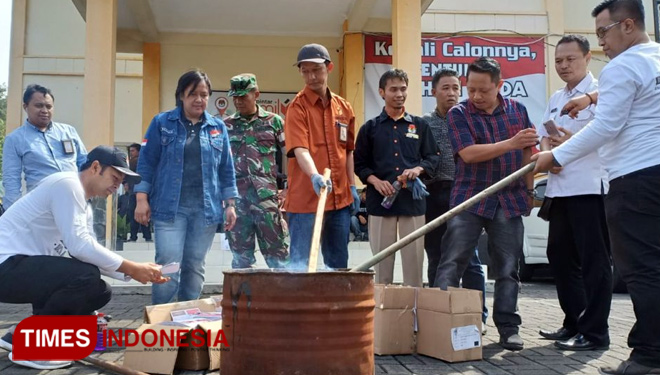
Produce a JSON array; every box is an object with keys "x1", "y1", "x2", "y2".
[
  {"x1": 374, "y1": 284, "x2": 415, "y2": 309},
  {"x1": 416, "y1": 288, "x2": 482, "y2": 362},
  {"x1": 416, "y1": 287, "x2": 482, "y2": 314},
  {"x1": 122, "y1": 298, "x2": 224, "y2": 375},
  {"x1": 416, "y1": 310, "x2": 482, "y2": 362},
  {"x1": 373, "y1": 284, "x2": 416, "y2": 355}
]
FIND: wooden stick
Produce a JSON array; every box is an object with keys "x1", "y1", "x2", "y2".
[
  {"x1": 79, "y1": 356, "x2": 150, "y2": 375},
  {"x1": 350, "y1": 162, "x2": 536, "y2": 272},
  {"x1": 308, "y1": 168, "x2": 332, "y2": 272}
]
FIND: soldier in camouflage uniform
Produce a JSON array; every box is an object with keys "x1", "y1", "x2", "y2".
[{"x1": 224, "y1": 74, "x2": 289, "y2": 268}]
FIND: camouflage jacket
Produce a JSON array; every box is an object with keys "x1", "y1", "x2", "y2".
[{"x1": 224, "y1": 106, "x2": 285, "y2": 200}]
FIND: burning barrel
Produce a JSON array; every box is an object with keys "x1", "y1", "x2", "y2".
[{"x1": 221, "y1": 269, "x2": 375, "y2": 375}]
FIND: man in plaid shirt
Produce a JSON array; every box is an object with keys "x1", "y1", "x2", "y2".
[{"x1": 434, "y1": 57, "x2": 537, "y2": 351}]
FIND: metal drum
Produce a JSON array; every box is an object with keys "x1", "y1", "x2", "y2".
[{"x1": 221, "y1": 269, "x2": 375, "y2": 375}]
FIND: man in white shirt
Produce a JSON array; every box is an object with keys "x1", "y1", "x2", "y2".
[
  {"x1": 536, "y1": 34, "x2": 612, "y2": 352},
  {"x1": 0, "y1": 146, "x2": 169, "y2": 370},
  {"x1": 534, "y1": 1, "x2": 660, "y2": 373}
]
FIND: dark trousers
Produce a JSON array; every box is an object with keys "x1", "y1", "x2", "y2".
[
  {"x1": 606, "y1": 166, "x2": 660, "y2": 367},
  {"x1": 425, "y1": 181, "x2": 488, "y2": 322},
  {"x1": 129, "y1": 193, "x2": 151, "y2": 241},
  {"x1": 547, "y1": 195, "x2": 612, "y2": 345},
  {"x1": 435, "y1": 208, "x2": 523, "y2": 335},
  {"x1": 0, "y1": 255, "x2": 112, "y2": 315}
]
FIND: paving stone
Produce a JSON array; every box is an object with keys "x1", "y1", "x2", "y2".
[
  {"x1": 381, "y1": 363, "x2": 413, "y2": 374},
  {"x1": 0, "y1": 284, "x2": 636, "y2": 375}
]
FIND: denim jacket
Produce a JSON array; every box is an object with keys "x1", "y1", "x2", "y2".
[{"x1": 134, "y1": 107, "x2": 238, "y2": 225}]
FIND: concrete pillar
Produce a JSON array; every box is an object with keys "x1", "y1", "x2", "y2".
[
  {"x1": 82, "y1": 0, "x2": 117, "y2": 148},
  {"x1": 83, "y1": 0, "x2": 118, "y2": 248},
  {"x1": 142, "y1": 42, "x2": 161, "y2": 137},
  {"x1": 546, "y1": 0, "x2": 565, "y2": 95},
  {"x1": 391, "y1": 0, "x2": 422, "y2": 115},
  {"x1": 6, "y1": 0, "x2": 27, "y2": 133},
  {"x1": 342, "y1": 33, "x2": 365, "y2": 128}
]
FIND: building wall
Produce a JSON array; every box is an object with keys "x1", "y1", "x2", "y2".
[
  {"x1": 418, "y1": 0, "x2": 656, "y2": 87},
  {"x1": 10, "y1": 0, "x2": 659, "y2": 141},
  {"x1": 15, "y1": 0, "x2": 143, "y2": 145},
  {"x1": 156, "y1": 33, "x2": 341, "y2": 115}
]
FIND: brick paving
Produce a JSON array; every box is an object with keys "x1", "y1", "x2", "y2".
[{"x1": 0, "y1": 281, "x2": 634, "y2": 375}]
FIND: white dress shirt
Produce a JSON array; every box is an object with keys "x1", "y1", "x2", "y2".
[
  {"x1": 539, "y1": 72, "x2": 608, "y2": 197},
  {"x1": 553, "y1": 42, "x2": 660, "y2": 180},
  {"x1": 0, "y1": 172, "x2": 126, "y2": 279}
]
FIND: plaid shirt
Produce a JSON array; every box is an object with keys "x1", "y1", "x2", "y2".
[{"x1": 447, "y1": 95, "x2": 534, "y2": 219}]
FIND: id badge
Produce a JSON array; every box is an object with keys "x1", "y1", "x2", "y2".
[
  {"x1": 62, "y1": 139, "x2": 74, "y2": 154},
  {"x1": 337, "y1": 122, "x2": 348, "y2": 143}
]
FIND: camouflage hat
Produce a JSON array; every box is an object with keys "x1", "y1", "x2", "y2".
[{"x1": 228, "y1": 74, "x2": 258, "y2": 97}]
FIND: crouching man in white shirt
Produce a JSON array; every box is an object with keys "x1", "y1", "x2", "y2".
[{"x1": 0, "y1": 145, "x2": 169, "y2": 370}]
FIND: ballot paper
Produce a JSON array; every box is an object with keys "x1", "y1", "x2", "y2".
[{"x1": 169, "y1": 308, "x2": 222, "y2": 328}]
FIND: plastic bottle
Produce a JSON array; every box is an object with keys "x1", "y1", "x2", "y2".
[
  {"x1": 381, "y1": 180, "x2": 402, "y2": 209},
  {"x1": 95, "y1": 313, "x2": 108, "y2": 351}
]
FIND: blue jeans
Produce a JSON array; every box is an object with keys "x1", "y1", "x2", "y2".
[
  {"x1": 288, "y1": 207, "x2": 350, "y2": 269},
  {"x1": 152, "y1": 204, "x2": 217, "y2": 304},
  {"x1": 436, "y1": 208, "x2": 523, "y2": 334},
  {"x1": 462, "y1": 249, "x2": 489, "y2": 323}
]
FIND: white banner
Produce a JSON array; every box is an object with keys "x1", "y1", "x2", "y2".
[{"x1": 364, "y1": 35, "x2": 547, "y2": 125}]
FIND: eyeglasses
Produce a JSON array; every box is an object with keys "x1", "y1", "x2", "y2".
[{"x1": 595, "y1": 20, "x2": 623, "y2": 39}]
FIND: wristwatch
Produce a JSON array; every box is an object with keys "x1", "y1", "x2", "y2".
[
  {"x1": 552, "y1": 156, "x2": 562, "y2": 167},
  {"x1": 225, "y1": 201, "x2": 236, "y2": 208}
]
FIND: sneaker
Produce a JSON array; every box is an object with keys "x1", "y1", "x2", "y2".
[
  {"x1": 599, "y1": 360, "x2": 660, "y2": 375},
  {"x1": 8, "y1": 352, "x2": 73, "y2": 370},
  {"x1": 499, "y1": 332, "x2": 524, "y2": 351},
  {"x1": 0, "y1": 325, "x2": 14, "y2": 351}
]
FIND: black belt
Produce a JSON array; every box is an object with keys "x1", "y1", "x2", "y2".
[{"x1": 611, "y1": 163, "x2": 660, "y2": 182}]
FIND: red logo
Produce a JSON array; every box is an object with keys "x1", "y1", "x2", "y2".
[
  {"x1": 210, "y1": 129, "x2": 221, "y2": 137},
  {"x1": 12, "y1": 316, "x2": 97, "y2": 361},
  {"x1": 11, "y1": 316, "x2": 229, "y2": 361}
]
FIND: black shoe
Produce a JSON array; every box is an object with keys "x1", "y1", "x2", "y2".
[
  {"x1": 0, "y1": 326, "x2": 13, "y2": 351},
  {"x1": 555, "y1": 334, "x2": 609, "y2": 351},
  {"x1": 539, "y1": 327, "x2": 577, "y2": 341},
  {"x1": 599, "y1": 360, "x2": 660, "y2": 375},
  {"x1": 499, "y1": 333, "x2": 524, "y2": 351}
]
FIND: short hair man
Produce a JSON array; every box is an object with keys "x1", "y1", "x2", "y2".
[
  {"x1": 0, "y1": 146, "x2": 168, "y2": 370},
  {"x1": 423, "y1": 68, "x2": 488, "y2": 326},
  {"x1": 534, "y1": 1, "x2": 660, "y2": 373},
  {"x1": 2, "y1": 84, "x2": 88, "y2": 208},
  {"x1": 354, "y1": 69, "x2": 439, "y2": 287},
  {"x1": 284, "y1": 43, "x2": 360, "y2": 269},
  {"x1": 536, "y1": 34, "x2": 612, "y2": 352},
  {"x1": 125, "y1": 142, "x2": 151, "y2": 242},
  {"x1": 128, "y1": 143, "x2": 141, "y2": 171},
  {"x1": 224, "y1": 73, "x2": 289, "y2": 268},
  {"x1": 435, "y1": 57, "x2": 538, "y2": 351}
]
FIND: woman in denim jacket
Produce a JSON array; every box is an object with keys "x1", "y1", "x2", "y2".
[{"x1": 134, "y1": 70, "x2": 239, "y2": 304}]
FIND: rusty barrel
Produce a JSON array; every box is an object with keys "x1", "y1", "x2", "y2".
[{"x1": 221, "y1": 269, "x2": 375, "y2": 375}]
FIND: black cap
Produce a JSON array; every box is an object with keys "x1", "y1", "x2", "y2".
[
  {"x1": 82, "y1": 146, "x2": 141, "y2": 184},
  {"x1": 295, "y1": 43, "x2": 331, "y2": 66}
]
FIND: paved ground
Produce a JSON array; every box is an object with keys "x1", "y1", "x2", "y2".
[{"x1": 0, "y1": 281, "x2": 635, "y2": 375}]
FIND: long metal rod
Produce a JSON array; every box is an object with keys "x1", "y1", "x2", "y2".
[{"x1": 350, "y1": 162, "x2": 536, "y2": 272}]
